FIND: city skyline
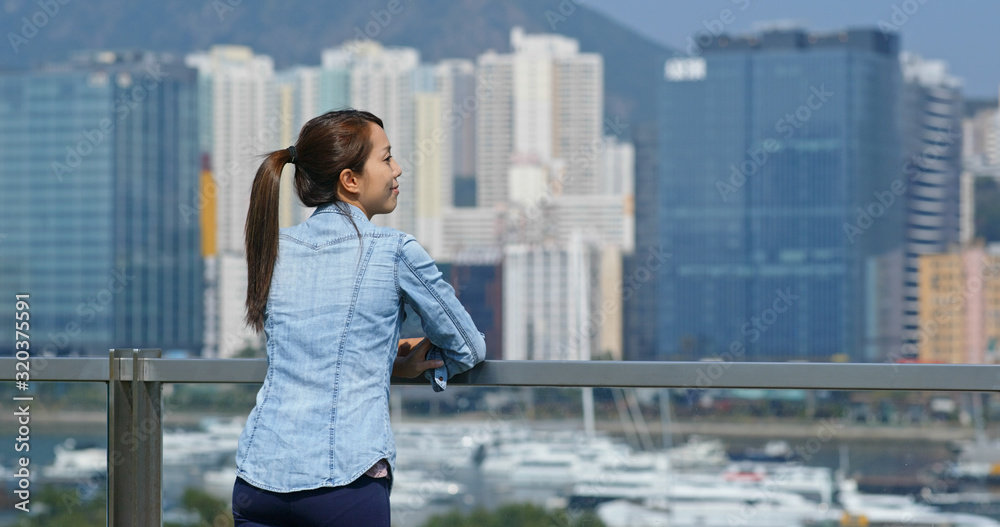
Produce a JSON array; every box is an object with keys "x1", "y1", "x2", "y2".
[
  {"x1": 2, "y1": 18, "x2": 999, "y2": 363},
  {"x1": 0, "y1": 27, "x2": 638, "y2": 360}
]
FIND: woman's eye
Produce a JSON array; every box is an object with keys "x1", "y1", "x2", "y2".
[{"x1": 385, "y1": 156, "x2": 392, "y2": 162}]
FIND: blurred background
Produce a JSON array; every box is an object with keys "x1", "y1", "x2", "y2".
[{"x1": 3, "y1": 1, "x2": 1000, "y2": 526}]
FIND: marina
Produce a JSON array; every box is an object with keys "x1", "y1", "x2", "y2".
[{"x1": 9, "y1": 414, "x2": 1000, "y2": 526}]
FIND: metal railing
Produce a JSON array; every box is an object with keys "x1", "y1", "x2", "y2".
[{"x1": 2, "y1": 349, "x2": 998, "y2": 526}]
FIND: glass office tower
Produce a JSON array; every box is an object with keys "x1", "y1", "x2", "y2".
[
  {"x1": 0, "y1": 51, "x2": 203, "y2": 356},
  {"x1": 655, "y1": 29, "x2": 904, "y2": 362}
]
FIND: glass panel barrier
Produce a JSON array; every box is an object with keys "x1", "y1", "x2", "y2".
[
  {"x1": 154, "y1": 384, "x2": 1000, "y2": 527},
  {"x1": 0, "y1": 382, "x2": 107, "y2": 527},
  {"x1": 160, "y1": 382, "x2": 256, "y2": 526}
]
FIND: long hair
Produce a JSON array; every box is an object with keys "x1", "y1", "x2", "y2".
[{"x1": 244, "y1": 109, "x2": 384, "y2": 333}]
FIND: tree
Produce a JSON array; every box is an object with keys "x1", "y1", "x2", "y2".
[
  {"x1": 176, "y1": 487, "x2": 233, "y2": 527},
  {"x1": 14, "y1": 486, "x2": 105, "y2": 527}
]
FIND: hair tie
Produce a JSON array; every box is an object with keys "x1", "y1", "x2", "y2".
[{"x1": 287, "y1": 146, "x2": 297, "y2": 164}]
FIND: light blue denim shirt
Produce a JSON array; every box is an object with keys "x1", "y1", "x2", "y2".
[{"x1": 235, "y1": 201, "x2": 486, "y2": 493}]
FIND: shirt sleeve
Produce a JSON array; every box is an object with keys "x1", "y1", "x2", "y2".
[{"x1": 397, "y1": 235, "x2": 486, "y2": 390}]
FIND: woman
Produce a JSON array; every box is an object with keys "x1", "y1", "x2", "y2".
[{"x1": 234, "y1": 109, "x2": 486, "y2": 526}]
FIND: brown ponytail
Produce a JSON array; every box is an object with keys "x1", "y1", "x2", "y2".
[
  {"x1": 244, "y1": 149, "x2": 292, "y2": 333},
  {"x1": 243, "y1": 109, "x2": 384, "y2": 333}
]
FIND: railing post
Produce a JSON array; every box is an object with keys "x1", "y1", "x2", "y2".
[{"x1": 108, "y1": 348, "x2": 162, "y2": 526}]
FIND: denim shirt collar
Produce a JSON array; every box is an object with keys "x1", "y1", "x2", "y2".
[{"x1": 312, "y1": 201, "x2": 370, "y2": 224}]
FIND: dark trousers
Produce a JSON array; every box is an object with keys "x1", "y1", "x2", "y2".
[{"x1": 232, "y1": 475, "x2": 390, "y2": 527}]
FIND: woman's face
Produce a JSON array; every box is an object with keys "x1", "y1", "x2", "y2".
[{"x1": 356, "y1": 122, "x2": 402, "y2": 218}]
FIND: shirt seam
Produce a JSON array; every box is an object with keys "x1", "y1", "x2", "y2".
[
  {"x1": 394, "y1": 235, "x2": 405, "y2": 299},
  {"x1": 280, "y1": 231, "x2": 391, "y2": 251},
  {"x1": 237, "y1": 310, "x2": 274, "y2": 467},
  {"x1": 329, "y1": 234, "x2": 379, "y2": 478},
  {"x1": 235, "y1": 464, "x2": 391, "y2": 494}
]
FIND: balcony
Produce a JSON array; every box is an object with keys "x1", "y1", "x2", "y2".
[{"x1": 2, "y1": 350, "x2": 1000, "y2": 526}]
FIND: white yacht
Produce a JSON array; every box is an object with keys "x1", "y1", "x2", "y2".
[
  {"x1": 838, "y1": 478, "x2": 1000, "y2": 527},
  {"x1": 591, "y1": 474, "x2": 837, "y2": 527},
  {"x1": 665, "y1": 436, "x2": 729, "y2": 470},
  {"x1": 392, "y1": 422, "x2": 495, "y2": 471},
  {"x1": 41, "y1": 438, "x2": 106, "y2": 481},
  {"x1": 162, "y1": 415, "x2": 245, "y2": 467},
  {"x1": 162, "y1": 428, "x2": 233, "y2": 467},
  {"x1": 389, "y1": 468, "x2": 466, "y2": 510},
  {"x1": 481, "y1": 431, "x2": 636, "y2": 489}
]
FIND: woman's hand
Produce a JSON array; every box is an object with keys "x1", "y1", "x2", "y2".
[{"x1": 393, "y1": 338, "x2": 444, "y2": 378}]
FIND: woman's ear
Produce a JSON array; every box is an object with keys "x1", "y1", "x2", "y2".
[{"x1": 339, "y1": 168, "x2": 360, "y2": 195}]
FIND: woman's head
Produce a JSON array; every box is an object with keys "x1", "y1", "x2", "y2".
[
  {"x1": 333, "y1": 121, "x2": 402, "y2": 218},
  {"x1": 244, "y1": 109, "x2": 399, "y2": 333},
  {"x1": 291, "y1": 109, "x2": 401, "y2": 215}
]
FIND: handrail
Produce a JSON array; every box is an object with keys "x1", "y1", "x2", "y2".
[
  {"x1": 4, "y1": 351, "x2": 999, "y2": 526},
  {"x1": 3, "y1": 356, "x2": 998, "y2": 392}
]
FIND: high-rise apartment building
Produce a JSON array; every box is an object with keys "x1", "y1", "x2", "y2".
[
  {"x1": 504, "y1": 233, "x2": 599, "y2": 361},
  {"x1": 918, "y1": 244, "x2": 1000, "y2": 364},
  {"x1": 961, "y1": 99, "x2": 1000, "y2": 244},
  {"x1": 322, "y1": 42, "x2": 418, "y2": 236},
  {"x1": 186, "y1": 45, "x2": 276, "y2": 357},
  {"x1": 436, "y1": 60, "x2": 478, "y2": 200},
  {"x1": 273, "y1": 64, "x2": 352, "y2": 227},
  {"x1": 475, "y1": 50, "x2": 514, "y2": 209},
  {"x1": 963, "y1": 103, "x2": 1000, "y2": 170},
  {"x1": 413, "y1": 59, "x2": 479, "y2": 259},
  {"x1": 899, "y1": 52, "x2": 964, "y2": 352},
  {"x1": 468, "y1": 28, "x2": 632, "y2": 361}
]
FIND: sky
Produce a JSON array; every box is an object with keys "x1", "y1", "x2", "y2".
[{"x1": 585, "y1": 0, "x2": 1000, "y2": 99}]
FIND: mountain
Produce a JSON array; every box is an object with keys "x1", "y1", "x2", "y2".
[{"x1": 0, "y1": 0, "x2": 672, "y2": 127}]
